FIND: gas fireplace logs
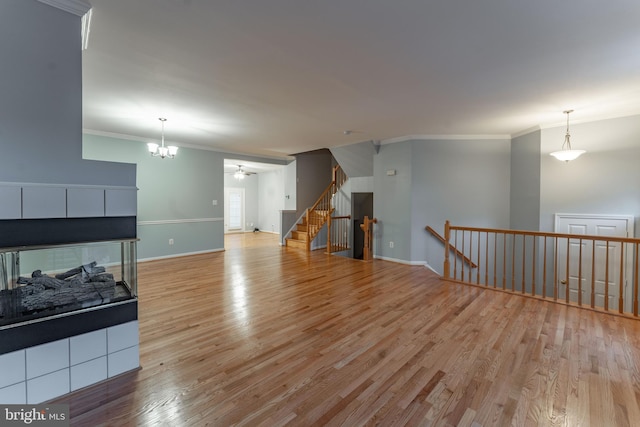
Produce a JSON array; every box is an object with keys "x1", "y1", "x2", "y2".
[{"x1": 0, "y1": 261, "x2": 117, "y2": 317}]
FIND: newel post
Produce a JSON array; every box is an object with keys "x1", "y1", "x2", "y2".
[{"x1": 443, "y1": 220, "x2": 451, "y2": 279}]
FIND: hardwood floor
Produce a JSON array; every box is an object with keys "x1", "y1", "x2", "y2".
[{"x1": 54, "y1": 233, "x2": 640, "y2": 426}]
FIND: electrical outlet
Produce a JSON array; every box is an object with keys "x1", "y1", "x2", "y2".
[
  {"x1": 169, "y1": 238, "x2": 174, "y2": 245},
  {"x1": 389, "y1": 241, "x2": 394, "y2": 248}
]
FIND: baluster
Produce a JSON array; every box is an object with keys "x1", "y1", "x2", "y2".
[
  {"x1": 619, "y1": 242, "x2": 625, "y2": 313},
  {"x1": 476, "y1": 231, "x2": 481, "y2": 284},
  {"x1": 493, "y1": 233, "x2": 497, "y2": 288},
  {"x1": 553, "y1": 237, "x2": 558, "y2": 301},
  {"x1": 578, "y1": 238, "x2": 583, "y2": 306},
  {"x1": 461, "y1": 230, "x2": 466, "y2": 282},
  {"x1": 605, "y1": 240, "x2": 610, "y2": 311},
  {"x1": 531, "y1": 236, "x2": 536, "y2": 297},
  {"x1": 565, "y1": 238, "x2": 570, "y2": 304},
  {"x1": 634, "y1": 243, "x2": 639, "y2": 316},
  {"x1": 469, "y1": 231, "x2": 473, "y2": 283},
  {"x1": 511, "y1": 234, "x2": 516, "y2": 292},
  {"x1": 484, "y1": 231, "x2": 489, "y2": 286},
  {"x1": 502, "y1": 233, "x2": 507, "y2": 290},
  {"x1": 453, "y1": 229, "x2": 458, "y2": 280},
  {"x1": 443, "y1": 221, "x2": 451, "y2": 280},
  {"x1": 543, "y1": 236, "x2": 547, "y2": 299},
  {"x1": 591, "y1": 240, "x2": 596, "y2": 309},
  {"x1": 521, "y1": 235, "x2": 526, "y2": 294}
]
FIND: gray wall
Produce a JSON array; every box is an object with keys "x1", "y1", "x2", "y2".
[
  {"x1": 373, "y1": 141, "x2": 414, "y2": 262},
  {"x1": 410, "y1": 139, "x2": 511, "y2": 270},
  {"x1": 84, "y1": 134, "x2": 224, "y2": 259},
  {"x1": 510, "y1": 130, "x2": 541, "y2": 231},
  {"x1": 0, "y1": 0, "x2": 135, "y2": 187},
  {"x1": 258, "y1": 169, "x2": 285, "y2": 233},
  {"x1": 330, "y1": 141, "x2": 375, "y2": 177},
  {"x1": 373, "y1": 138, "x2": 511, "y2": 268},
  {"x1": 284, "y1": 161, "x2": 297, "y2": 211},
  {"x1": 295, "y1": 149, "x2": 334, "y2": 217},
  {"x1": 539, "y1": 114, "x2": 640, "y2": 235}
]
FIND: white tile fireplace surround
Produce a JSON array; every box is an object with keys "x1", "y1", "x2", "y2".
[{"x1": 0, "y1": 321, "x2": 139, "y2": 404}]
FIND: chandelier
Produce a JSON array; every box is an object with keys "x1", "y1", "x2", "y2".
[
  {"x1": 147, "y1": 118, "x2": 178, "y2": 159},
  {"x1": 550, "y1": 110, "x2": 585, "y2": 162}
]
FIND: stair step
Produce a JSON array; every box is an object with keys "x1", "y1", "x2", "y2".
[
  {"x1": 291, "y1": 231, "x2": 308, "y2": 240},
  {"x1": 285, "y1": 238, "x2": 307, "y2": 249},
  {"x1": 296, "y1": 224, "x2": 308, "y2": 232}
]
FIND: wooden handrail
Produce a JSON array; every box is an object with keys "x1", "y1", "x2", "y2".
[
  {"x1": 448, "y1": 224, "x2": 639, "y2": 244},
  {"x1": 441, "y1": 220, "x2": 640, "y2": 319},
  {"x1": 307, "y1": 165, "x2": 347, "y2": 249},
  {"x1": 426, "y1": 225, "x2": 477, "y2": 268}
]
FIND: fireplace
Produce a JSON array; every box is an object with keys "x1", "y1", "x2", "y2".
[
  {"x1": 0, "y1": 236, "x2": 137, "y2": 328},
  {"x1": 0, "y1": 214, "x2": 140, "y2": 404}
]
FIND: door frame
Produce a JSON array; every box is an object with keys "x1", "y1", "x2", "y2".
[
  {"x1": 224, "y1": 187, "x2": 245, "y2": 233},
  {"x1": 554, "y1": 213, "x2": 635, "y2": 310}
]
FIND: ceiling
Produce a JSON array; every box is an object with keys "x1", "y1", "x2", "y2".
[
  {"x1": 223, "y1": 159, "x2": 283, "y2": 175},
  {"x1": 82, "y1": 0, "x2": 640, "y2": 159}
]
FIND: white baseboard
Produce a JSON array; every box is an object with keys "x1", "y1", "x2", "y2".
[
  {"x1": 424, "y1": 263, "x2": 441, "y2": 275},
  {"x1": 373, "y1": 255, "x2": 427, "y2": 266},
  {"x1": 138, "y1": 248, "x2": 224, "y2": 263}
]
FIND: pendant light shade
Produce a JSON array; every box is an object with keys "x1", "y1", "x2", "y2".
[
  {"x1": 550, "y1": 110, "x2": 585, "y2": 162},
  {"x1": 147, "y1": 118, "x2": 178, "y2": 159}
]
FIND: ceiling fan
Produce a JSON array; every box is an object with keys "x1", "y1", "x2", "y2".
[{"x1": 231, "y1": 165, "x2": 256, "y2": 180}]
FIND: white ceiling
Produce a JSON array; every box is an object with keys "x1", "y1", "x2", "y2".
[
  {"x1": 223, "y1": 159, "x2": 283, "y2": 175},
  {"x1": 82, "y1": 0, "x2": 640, "y2": 159}
]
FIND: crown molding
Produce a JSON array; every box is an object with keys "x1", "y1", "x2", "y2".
[
  {"x1": 380, "y1": 134, "x2": 511, "y2": 145},
  {"x1": 37, "y1": 0, "x2": 91, "y2": 16},
  {"x1": 82, "y1": 128, "x2": 294, "y2": 161},
  {"x1": 511, "y1": 126, "x2": 541, "y2": 139}
]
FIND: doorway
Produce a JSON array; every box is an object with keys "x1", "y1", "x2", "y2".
[
  {"x1": 352, "y1": 192, "x2": 374, "y2": 259},
  {"x1": 555, "y1": 213, "x2": 634, "y2": 311},
  {"x1": 224, "y1": 188, "x2": 245, "y2": 233}
]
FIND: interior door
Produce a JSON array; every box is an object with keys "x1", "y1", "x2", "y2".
[
  {"x1": 224, "y1": 188, "x2": 245, "y2": 233},
  {"x1": 555, "y1": 214, "x2": 633, "y2": 310}
]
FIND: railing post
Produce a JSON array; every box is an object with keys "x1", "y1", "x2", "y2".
[
  {"x1": 327, "y1": 213, "x2": 332, "y2": 253},
  {"x1": 305, "y1": 208, "x2": 311, "y2": 251},
  {"x1": 444, "y1": 220, "x2": 451, "y2": 279}
]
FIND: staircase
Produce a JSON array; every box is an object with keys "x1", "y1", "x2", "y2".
[{"x1": 285, "y1": 165, "x2": 347, "y2": 251}]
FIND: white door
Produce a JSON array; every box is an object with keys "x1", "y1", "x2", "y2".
[
  {"x1": 224, "y1": 188, "x2": 245, "y2": 233},
  {"x1": 555, "y1": 214, "x2": 633, "y2": 311}
]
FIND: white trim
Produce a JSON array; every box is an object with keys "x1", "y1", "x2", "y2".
[
  {"x1": 83, "y1": 129, "x2": 294, "y2": 162},
  {"x1": 424, "y1": 263, "x2": 440, "y2": 275},
  {"x1": 381, "y1": 134, "x2": 511, "y2": 145},
  {"x1": 37, "y1": 0, "x2": 91, "y2": 16},
  {"x1": 373, "y1": 255, "x2": 427, "y2": 266},
  {"x1": 137, "y1": 218, "x2": 223, "y2": 226},
  {"x1": 511, "y1": 126, "x2": 541, "y2": 139},
  {"x1": 138, "y1": 248, "x2": 224, "y2": 263},
  {"x1": 0, "y1": 182, "x2": 138, "y2": 191}
]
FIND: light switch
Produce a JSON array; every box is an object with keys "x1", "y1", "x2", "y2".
[{"x1": 212, "y1": 200, "x2": 218, "y2": 206}]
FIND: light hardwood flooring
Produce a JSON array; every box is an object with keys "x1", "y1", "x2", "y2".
[{"x1": 54, "y1": 233, "x2": 640, "y2": 426}]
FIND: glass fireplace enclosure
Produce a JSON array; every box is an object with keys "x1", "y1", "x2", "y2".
[{"x1": 0, "y1": 239, "x2": 137, "y2": 327}]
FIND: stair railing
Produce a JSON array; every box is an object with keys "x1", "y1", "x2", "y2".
[
  {"x1": 305, "y1": 165, "x2": 347, "y2": 250},
  {"x1": 442, "y1": 220, "x2": 640, "y2": 318},
  {"x1": 425, "y1": 225, "x2": 477, "y2": 268}
]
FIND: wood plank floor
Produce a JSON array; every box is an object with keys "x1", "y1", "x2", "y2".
[{"x1": 53, "y1": 233, "x2": 640, "y2": 426}]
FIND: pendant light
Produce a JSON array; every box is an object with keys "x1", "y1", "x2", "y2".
[
  {"x1": 550, "y1": 110, "x2": 585, "y2": 162},
  {"x1": 147, "y1": 118, "x2": 178, "y2": 159}
]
